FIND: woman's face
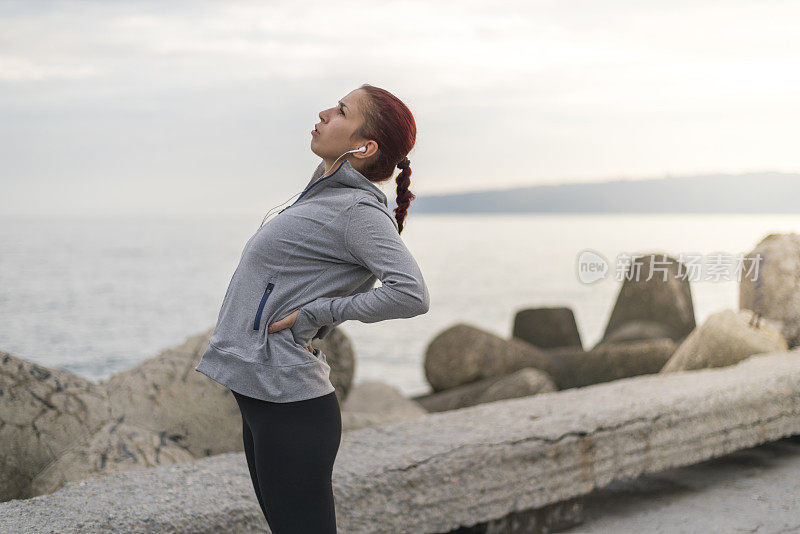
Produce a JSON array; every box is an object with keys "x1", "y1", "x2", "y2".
[{"x1": 311, "y1": 88, "x2": 375, "y2": 167}]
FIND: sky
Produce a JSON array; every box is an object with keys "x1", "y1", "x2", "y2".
[{"x1": 1, "y1": 0, "x2": 799, "y2": 216}]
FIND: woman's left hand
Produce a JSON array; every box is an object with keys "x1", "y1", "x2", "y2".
[{"x1": 268, "y1": 310, "x2": 314, "y2": 353}]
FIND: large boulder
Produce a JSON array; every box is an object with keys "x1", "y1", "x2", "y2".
[
  {"x1": 0, "y1": 324, "x2": 360, "y2": 501},
  {"x1": 29, "y1": 419, "x2": 194, "y2": 497},
  {"x1": 512, "y1": 307, "x2": 583, "y2": 349},
  {"x1": 102, "y1": 328, "x2": 241, "y2": 460},
  {"x1": 0, "y1": 351, "x2": 109, "y2": 501},
  {"x1": 313, "y1": 326, "x2": 356, "y2": 403},
  {"x1": 599, "y1": 253, "x2": 696, "y2": 346},
  {"x1": 739, "y1": 233, "x2": 800, "y2": 348},
  {"x1": 424, "y1": 323, "x2": 568, "y2": 391},
  {"x1": 102, "y1": 325, "x2": 357, "y2": 459},
  {"x1": 661, "y1": 309, "x2": 787, "y2": 373}
]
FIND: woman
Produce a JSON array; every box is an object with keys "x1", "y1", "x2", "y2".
[{"x1": 195, "y1": 84, "x2": 430, "y2": 533}]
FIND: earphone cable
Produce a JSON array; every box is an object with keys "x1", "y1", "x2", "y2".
[{"x1": 257, "y1": 146, "x2": 367, "y2": 230}]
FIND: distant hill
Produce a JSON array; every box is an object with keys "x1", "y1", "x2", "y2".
[{"x1": 409, "y1": 171, "x2": 800, "y2": 213}]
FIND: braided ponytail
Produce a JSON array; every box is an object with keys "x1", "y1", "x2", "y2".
[
  {"x1": 353, "y1": 84, "x2": 418, "y2": 235},
  {"x1": 394, "y1": 156, "x2": 415, "y2": 234}
]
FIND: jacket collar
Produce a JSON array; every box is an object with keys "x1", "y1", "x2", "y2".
[{"x1": 301, "y1": 159, "x2": 388, "y2": 207}]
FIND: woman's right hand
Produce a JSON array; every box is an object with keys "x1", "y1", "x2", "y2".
[{"x1": 267, "y1": 310, "x2": 315, "y2": 353}]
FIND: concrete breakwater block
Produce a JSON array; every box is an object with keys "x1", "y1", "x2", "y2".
[
  {"x1": 424, "y1": 323, "x2": 568, "y2": 391},
  {"x1": 661, "y1": 308, "x2": 787, "y2": 373},
  {"x1": 739, "y1": 233, "x2": 800, "y2": 349},
  {"x1": 600, "y1": 253, "x2": 696, "y2": 346},
  {"x1": 512, "y1": 307, "x2": 583, "y2": 350},
  {"x1": 547, "y1": 337, "x2": 676, "y2": 389},
  {"x1": 413, "y1": 367, "x2": 557, "y2": 413},
  {"x1": 419, "y1": 336, "x2": 675, "y2": 414},
  {"x1": 2, "y1": 349, "x2": 799, "y2": 533},
  {"x1": 596, "y1": 319, "x2": 674, "y2": 346}
]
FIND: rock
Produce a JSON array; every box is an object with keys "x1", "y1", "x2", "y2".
[
  {"x1": 549, "y1": 338, "x2": 677, "y2": 388},
  {"x1": 342, "y1": 380, "x2": 426, "y2": 416},
  {"x1": 739, "y1": 233, "x2": 800, "y2": 348},
  {"x1": 413, "y1": 367, "x2": 557, "y2": 412},
  {"x1": 102, "y1": 325, "x2": 356, "y2": 459},
  {"x1": 341, "y1": 381, "x2": 427, "y2": 431},
  {"x1": 30, "y1": 419, "x2": 195, "y2": 497},
  {"x1": 102, "y1": 328, "x2": 241, "y2": 460},
  {"x1": 601, "y1": 253, "x2": 696, "y2": 344},
  {"x1": 424, "y1": 323, "x2": 568, "y2": 391},
  {"x1": 512, "y1": 307, "x2": 583, "y2": 349},
  {"x1": 0, "y1": 350, "x2": 109, "y2": 501},
  {"x1": 0, "y1": 324, "x2": 360, "y2": 500},
  {"x1": 661, "y1": 309, "x2": 787, "y2": 373},
  {"x1": 1, "y1": 332, "x2": 229, "y2": 501},
  {"x1": 313, "y1": 327, "x2": 356, "y2": 403}
]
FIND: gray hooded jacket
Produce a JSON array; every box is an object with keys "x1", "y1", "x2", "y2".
[{"x1": 194, "y1": 159, "x2": 430, "y2": 402}]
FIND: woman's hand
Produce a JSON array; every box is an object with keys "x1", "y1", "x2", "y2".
[{"x1": 268, "y1": 310, "x2": 314, "y2": 353}]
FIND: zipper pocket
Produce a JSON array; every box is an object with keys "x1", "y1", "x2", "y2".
[{"x1": 253, "y1": 281, "x2": 275, "y2": 331}]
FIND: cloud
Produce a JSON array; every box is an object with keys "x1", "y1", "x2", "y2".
[
  {"x1": 0, "y1": 55, "x2": 101, "y2": 81},
  {"x1": 1, "y1": 0, "x2": 799, "y2": 215}
]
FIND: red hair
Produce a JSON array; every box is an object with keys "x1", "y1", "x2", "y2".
[{"x1": 354, "y1": 84, "x2": 417, "y2": 234}]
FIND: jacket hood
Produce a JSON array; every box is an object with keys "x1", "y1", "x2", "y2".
[{"x1": 302, "y1": 159, "x2": 388, "y2": 207}]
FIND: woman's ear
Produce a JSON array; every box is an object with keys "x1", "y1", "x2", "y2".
[{"x1": 356, "y1": 140, "x2": 379, "y2": 159}]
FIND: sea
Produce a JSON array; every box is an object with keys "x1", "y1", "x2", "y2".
[{"x1": 1, "y1": 213, "x2": 798, "y2": 397}]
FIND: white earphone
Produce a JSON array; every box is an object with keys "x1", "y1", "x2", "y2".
[{"x1": 258, "y1": 146, "x2": 369, "y2": 228}]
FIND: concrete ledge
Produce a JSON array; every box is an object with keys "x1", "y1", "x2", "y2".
[{"x1": 2, "y1": 349, "x2": 800, "y2": 533}]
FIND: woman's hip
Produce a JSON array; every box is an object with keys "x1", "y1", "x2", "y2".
[{"x1": 233, "y1": 390, "x2": 342, "y2": 453}]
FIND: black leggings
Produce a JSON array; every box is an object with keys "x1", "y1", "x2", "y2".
[{"x1": 231, "y1": 389, "x2": 342, "y2": 533}]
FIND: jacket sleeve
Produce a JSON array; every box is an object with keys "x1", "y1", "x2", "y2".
[
  {"x1": 310, "y1": 275, "x2": 376, "y2": 341},
  {"x1": 290, "y1": 200, "x2": 430, "y2": 346}
]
